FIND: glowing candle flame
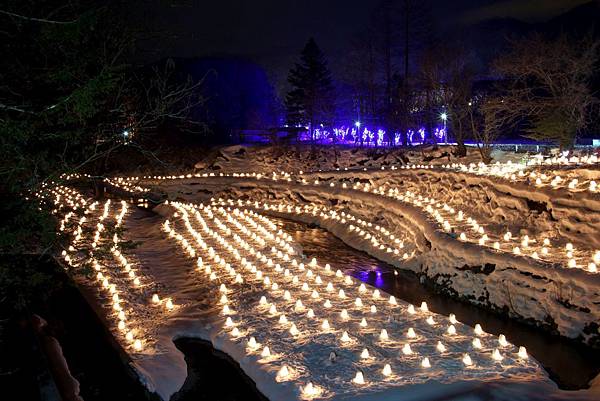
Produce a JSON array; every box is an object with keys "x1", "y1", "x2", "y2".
[
  {"x1": 462, "y1": 353, "x2": 473, "y2": 366},
  {"x1": 436, "y1": 341, "x2": 446, "y2": 352},
  {"x1": 302, "y1": 382, "x2": 318, "y2": 396},
  {"x1": 421, "y1": 357, "x2": 431, "y2": 368},
  {"x1": 277, "y1": 365, "x2": 289, "y2": 380},
  {"x1": 498, "y1": 334, "x2": 508, "y2": 347},
  {"x1": 402, "y1": 343, "x2": 413, "y2": 355},
  {"x1": 492, "y1": 348, "x2": 503, "y2": 361},
  {"x1": 382, "y1": 364, "x2": 392, "y2": 376},
  {"x1": 518, "y1": 346, "x2": 528, "y2": 359},
  {"x1": 352, "y1": 371, "x2": 365, "y2": 385},
  {"x1": 380, "y1": 329, "x2": 389, "y2": 341}
]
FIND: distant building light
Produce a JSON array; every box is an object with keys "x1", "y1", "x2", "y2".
[
  {"x1": 440, "y1": 112, "x2": 447, "y2": 121},
  {"x1": 355, "y1": 121, "x2": 361, "y2": 128}
]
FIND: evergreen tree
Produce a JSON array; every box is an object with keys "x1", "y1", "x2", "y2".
[{"x1": 285, "y1": 38, "x2": 335, "y2": 140}]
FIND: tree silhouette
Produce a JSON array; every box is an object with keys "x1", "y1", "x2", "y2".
[{"x1": 285, "y1": 38, "x2": 335, "y2": 141}]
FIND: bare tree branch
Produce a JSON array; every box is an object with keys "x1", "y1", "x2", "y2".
[{"x1": 0, "y1": 9, "x2": 79, "y2": 24}]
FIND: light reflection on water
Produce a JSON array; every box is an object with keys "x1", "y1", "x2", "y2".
[{"x1": 274, "y1": 217, "x2": 600, "y2": 391}]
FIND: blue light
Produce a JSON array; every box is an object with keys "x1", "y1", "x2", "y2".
[{"x1": 354, "y1": 121, "x2": 361, "y2": 128}]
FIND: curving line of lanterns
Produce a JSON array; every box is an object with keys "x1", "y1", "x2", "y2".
[{"x1": 213, "y1": 198, "x2": 417, "y2": 263}]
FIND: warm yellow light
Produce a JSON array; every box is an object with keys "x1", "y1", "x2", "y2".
[
  {"x1": 382, "y1": 363, "x2": 392, "y2": 376},
  {"x1": 352, "y1": 371, "x2": 365, "y2": 385}
]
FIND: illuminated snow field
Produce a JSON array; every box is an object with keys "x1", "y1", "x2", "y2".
[{"x1": 36, "y1": 146, "x2": 600, "y2": 401}]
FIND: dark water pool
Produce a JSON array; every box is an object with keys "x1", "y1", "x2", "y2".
[
  {"x1": 274, "y1": 218, "x2": 600, "y2": 390},
  {"x1": 171, "y1": 338, "x2": 268, "y2": 401}
]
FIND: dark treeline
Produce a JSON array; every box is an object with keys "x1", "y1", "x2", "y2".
[{"x1": 283, "y1": 0, "x2": 600, "y2": 158}]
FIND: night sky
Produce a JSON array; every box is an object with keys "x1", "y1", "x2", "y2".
[{"x1": 131, "y1": 0, "x2": 589, "y2": 90}]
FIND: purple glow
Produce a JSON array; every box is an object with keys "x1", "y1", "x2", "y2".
[{"x1": 301, "y1": 124, "x2": 447, "y2": 146}]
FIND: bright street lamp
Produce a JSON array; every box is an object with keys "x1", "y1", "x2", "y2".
[{"x1": 440, "y1": 112, "x2": 447, "y2": 144}]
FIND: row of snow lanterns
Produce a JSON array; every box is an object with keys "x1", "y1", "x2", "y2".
[
  {"x1": 106, "y1": 148, "x2": 599, "y2": 193},
  {"x1": 423, "y1": 161, "x2": 598, "y2": 192},
  {"x1": 296, "y1": 158, "x2": 598, "y2": 193},
  {"x1": 103, "y1": 177, "x2": 151, "y2": 194},
  {"x1": 304, "y1": 177, "x2": 599, "y2": 274},
  {"x1": 216, "y1": 197, "x2": 414, "y2": 262},
  {"x1": 391, "y1": 187, "x2": 600, "y2": 273},
  {"x1": 41, "y1": 189, "x2": 175, "y2": 352},
  {"x1": 164, "y1": 200, "x2": 531, "y2": 399}
]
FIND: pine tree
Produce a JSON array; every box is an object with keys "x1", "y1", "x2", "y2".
[{"x1": 285, "y1": 38, "x2": 335, "y2": 141}]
